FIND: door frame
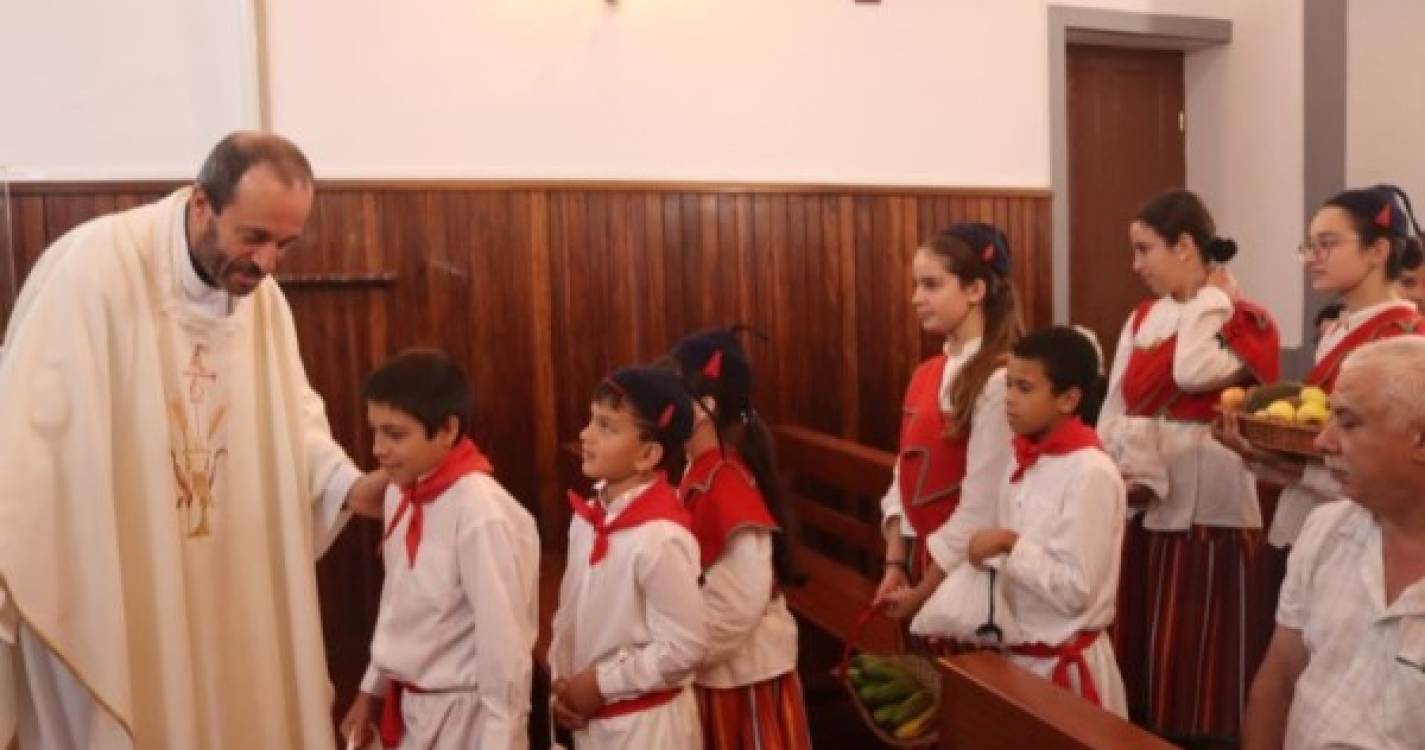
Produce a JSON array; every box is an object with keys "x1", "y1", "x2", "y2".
[{"x1": 1047, "y1": 6, "x2": 1231, "y2": 324}]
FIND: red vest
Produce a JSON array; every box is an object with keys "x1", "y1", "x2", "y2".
[
  {"x1": 1121, "y1": 298, "x2": 1281, "y2": 422},
  {"x1": 896, "y1": 356, "x2": 968, "y2": 538},
  {"x1": 678, "y1": 449, "x2": 778, "y2": 569},
  {"x1": 1306, "y1": 306, "x2": 1425, "y2": 392}
]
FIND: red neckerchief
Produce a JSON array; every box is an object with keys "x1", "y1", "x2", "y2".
[
  {"x1": 567, "y1": 475, "x2": 689, "y2": 565},
  {"x1": 380, "y1": 438, "x2": 493, "y2": 566},
  {"x1": 1011, "y1": 417, "x2": 1101, "y2": 483}
]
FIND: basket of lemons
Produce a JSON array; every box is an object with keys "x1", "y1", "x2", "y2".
[{"x1": 1219, "y1": 382, "x2": 1329, "y2": 457}]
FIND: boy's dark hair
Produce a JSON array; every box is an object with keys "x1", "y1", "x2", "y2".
[
  {"x1": 1012, "y1": 326, "x2": 1107, "y2": 425},
  {"x1": 363, "y1": 348, "x2": 473, "y2": 439},
  {"x1": 591, "y1": 367, "x2": 694, "y2": 473}
]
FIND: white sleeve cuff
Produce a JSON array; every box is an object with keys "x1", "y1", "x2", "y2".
[{"x1": 313, "y1": 462, "x2": 362, "y2": 556}]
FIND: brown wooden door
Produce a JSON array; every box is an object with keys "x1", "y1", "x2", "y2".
[{"x1": 1067, "y1": 44, "x2": 1185, "y2": 363}]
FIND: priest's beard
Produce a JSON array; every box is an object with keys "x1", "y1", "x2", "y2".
[{"x1": 191, "y1": 219, "x2": 267, "y2": 297}]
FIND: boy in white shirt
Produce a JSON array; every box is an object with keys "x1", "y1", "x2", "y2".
[
  {"x1": 341, "y1": 349, "x2": 540, "y2": 749},
  {"x1": 548, "y1": 365, "x2": 709, "y2": 749},
  {"x1": 892, "y1": 326, "x2": 1128, "y2": 716}
]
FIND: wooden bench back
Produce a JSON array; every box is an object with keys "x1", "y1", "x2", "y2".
[
  {"x1": 771, "y1": 424, "x2": 900, "y2": 653},
  {"x1": 937, "y1": 653, "x2": 1177, "y2": 750}
]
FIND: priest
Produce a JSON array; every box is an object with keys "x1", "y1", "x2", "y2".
[{"x1": 0, "y1": 132, "x2": 387, "y2": 749}]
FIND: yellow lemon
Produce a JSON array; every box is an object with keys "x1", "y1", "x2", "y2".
[
  {"x1": 1266, "y1": 400, "x2": 1296, "y2": 421},
  {"x1": 1299, "y1": 386, "x2": 1329, "y2": 406},
  {"x1": 1296, "y1": 401, "x2": 1329, "y2": 426}
]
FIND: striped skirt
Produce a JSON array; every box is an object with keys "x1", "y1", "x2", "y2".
[
  {"x1": 1113, "y1": 519, "x2": 1275, "y2": 743},
  {"x1": 695, "y1": 671, "x2": 813, "y2": 750}
]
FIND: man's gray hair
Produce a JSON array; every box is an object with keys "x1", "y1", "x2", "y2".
[
  {"x1": 1339, "y1": 334, "x2": 1425, "y2": 431},
  {"x1": 195, "y1": 131, "x2": 314, "y2": 213}
]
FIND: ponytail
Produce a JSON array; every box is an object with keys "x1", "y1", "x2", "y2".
[
  {"x1": 921, "y1": 223, "x2": 1025, "y2": 437},
  {"x1": 669, "y1": 329, "x2": 804, "y2": 588},
  {"x1": 732, "y1": 415, "x2": 805, "y2": 587}
]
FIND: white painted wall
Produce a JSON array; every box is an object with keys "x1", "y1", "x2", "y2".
[
  {"x1": 1184, "y1": 0, "x2": 1306, "y2": 346},
  {"x1": 0, "y1": 0, "x2": 255, "y2": 180},
  {"x1": 265, "y1": 0, "x2": 1250, "y2": 186},
  {"x1": 0, "y1": 0, "x2": 1319, "y2": 342},
  {"x1": 266, "y1": 0, "x2": 1051, "y2": 185},
  {"x1": 1346, "y1": 0, "x2": 1425, "y2": 208}
]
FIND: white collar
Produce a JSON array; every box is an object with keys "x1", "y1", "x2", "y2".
[
  {"x1": 943, "y1": 336, "x2": 983, "y2": 363},
  {"x1": 594, "y1": 477, "x2": 656, "y2": 520},
  {"x1": 173, "y1": 198, "x2": 234, "y2": 316},
  {"x1": 1337, "y1": 298, "x2": 1416, "y2": 333}
]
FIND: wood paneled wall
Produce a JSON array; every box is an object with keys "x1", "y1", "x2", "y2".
[
  {"x1": 1, "y1": 179, "x2": 1050, "y2": 731},
  {"x1": 2, "y1": 179, "x2": 1051, "y2": 524}
]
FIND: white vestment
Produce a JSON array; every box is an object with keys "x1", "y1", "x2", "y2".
[{"x1": 0, "y1": 189, "x2": 359, "y2": 749}]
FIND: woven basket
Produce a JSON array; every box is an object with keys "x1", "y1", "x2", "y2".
[
  {"x1": 1238, "y1": 414, "x2": 1322, "y2": 457},
  {"x1": 838, "y1": 609, "x2": 941, "y2": 747}
]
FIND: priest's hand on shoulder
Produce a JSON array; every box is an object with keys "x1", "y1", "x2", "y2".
[{"x1": 345, "y1": 470, "x2": 391, "y2": 520}]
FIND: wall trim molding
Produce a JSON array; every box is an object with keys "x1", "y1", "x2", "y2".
[{"x1": 6, "y1": 179, "x2": 1052, "y2": 199}]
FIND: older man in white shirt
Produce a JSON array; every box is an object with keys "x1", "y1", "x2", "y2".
[{"x1": 1243, "y1": 335, "x2": 1425, "y2": 750}]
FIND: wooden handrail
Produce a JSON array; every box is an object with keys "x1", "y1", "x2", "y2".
[
  {"x1": 937, "y1": 653, "x2": 1178, "y2": 750},
  {"x1": 772, "y1": 425, "x2": 896, "y2": 498}
]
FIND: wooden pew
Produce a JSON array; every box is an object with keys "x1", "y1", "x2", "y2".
[
  {"x1": 771, "y1": 425, "x2": 901, "y2": 654},
  {"x1": 937, "y1": 653, "x2": 1178, "y2": 750}
]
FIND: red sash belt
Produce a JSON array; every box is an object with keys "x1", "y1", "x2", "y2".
[
  {"x1": 592, "y1": 687, "x2": 683, "y2": 720},
  {"x1": 379, "y1": 680, "x2": 426, "y2": 748},
  {"x1": 1009, "y1": 630, "x2": 1103, "y2": 707}
]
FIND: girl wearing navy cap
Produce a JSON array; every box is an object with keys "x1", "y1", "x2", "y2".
[{"x1": 669, "y1": 327, "x2": 812, "y2": 750}]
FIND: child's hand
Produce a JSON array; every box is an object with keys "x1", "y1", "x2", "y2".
[
  {"x1": 872, "y1": 564, "x2": 909, "y2": 609},
  {"x1": 339, "y1": 691, "x2": 378, "y2": 748},
  {"x1": 882, "y1": 581, "x2": 931, "y2": 621},
  {"x1": 550, "y1": 678, "x2": 588, "y2": 731},
  {"x1": 562, "y1": 669, "x2": 607, "y2": 718},
  {"x1": 968, "y1": 529, "x2": 1018, "y2": 568}
]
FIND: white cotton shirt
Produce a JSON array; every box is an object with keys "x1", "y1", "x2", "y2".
[
  {"x1": 547, "y1": 480, "x2": 707, "y2": 750},
  {"x1": 360, "y1": 472, "x2": 540, "y2": 750},
  {"x1": 1277, "y1": 500, "x2": 1425, "y2": 749},
  {"x1": 696, "y1": 530, "x2": 799, "y2": 689},
  {"x1": 1098, "y1": 287, "x2": 1262, "y2": 530},
  {"x1": 880, "y1": 337, "x2": 1014, "y2": 537},
  {"x1": 924, "y1": 446, "x2": 1129, "y2": 716}
]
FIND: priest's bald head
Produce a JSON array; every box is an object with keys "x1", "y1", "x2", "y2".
[{"x1": 187, "y1": 131, "x2": 315, "y2": 297}]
